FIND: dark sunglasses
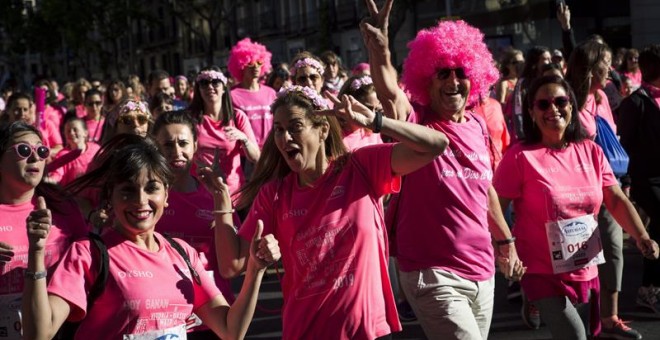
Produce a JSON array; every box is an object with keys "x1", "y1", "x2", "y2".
[
  {"x1": 533, "y1": 96, "x2": 570, "y2": 111},
  {"x1": 11, "y1": 143, "x2": 50, "y2": 160},
  {"x1": 86, "y1": 101, "x2": 103, "y2": 107},
  {"x1": 198, "y1": 79, "x2": 224, "y2": 87},
  {"x1": 436, "y1": 68, "x2": 468, "y2": 80},
  {"x1": 296, "y1": 74, "x2": 321, "y2": 83},
  {"x1": 247, "y1": 60, "x2": 264, "y2": 67},
  {"x1": 511, "y1": 60, "x2": 525, "y2": 65},
  {"x1": 117, "y1": 114, "x2": 150, "y2": 126}
]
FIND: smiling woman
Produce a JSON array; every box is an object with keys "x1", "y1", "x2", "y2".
[{"x1": 21, "y1": 134, "x2": 280, "y2": 339}]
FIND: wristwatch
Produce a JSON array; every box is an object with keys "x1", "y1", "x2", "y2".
[{"x1": 24, "y1": 270, "x2": 47, "y2": 280}]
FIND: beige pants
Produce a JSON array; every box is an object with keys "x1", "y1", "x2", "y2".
[{"x1": 399, "y1": 268, "x2": 494, "y2": 340}]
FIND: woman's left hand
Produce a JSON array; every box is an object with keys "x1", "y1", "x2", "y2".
[
  {"x1": 223, "y1": 126, "x2": 248, "y2": 144},
  {"x1": 322, "y1": 92, "x2": 376, "y2": 129},
  {"x1": 637, "y1": 238, "x2": 660, "y2": 260}
]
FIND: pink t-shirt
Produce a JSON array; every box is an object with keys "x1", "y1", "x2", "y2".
[
  {"x1": 230, "y1": 85, "x2": 277, "y2": 148},
  {"x1": 157, "y1": 184, "x2": 237, "y2": 304},
  {"x1": 493, "y1": 140, "x2": 617, "y2": 281},
  {"x1": 47, "y1": 229, "x2": 221, "y2": 339},
  {"x1": 0, "y1": 197, "x2": 87, "y2": 295},
  {"x1": 238, "y1": 144, "x2": 402, "y2": 340},
  {"x1": 579, "y1": 90, "x2": 617, "y2": 139},
  {"x1": 40, "y1": 119, "x2": 63, "y2": 149},
  {"x1": 342, "y1": 128, "x2": 383, "y2": 151},
  {"x1": 44, "y1": 105, "x2": 65, "y2": 129},
  {"x1": 48, "y1": 142, "x2": 101, "y2": 186},
  {"x1": 623, "y1": 69, "x2": 642, "y2": 89},
  {"x1": 195, "y1": 111, "x2": 257, "y2": 195},
  {"x1": 473, "y1": 97, "x2": 511, "y2": 166},
  {"x1": 392, "y1": 107, "x2": 495, "y2": 281},
  {"x1": 85, "y1": 117, "x2": 105, "y2": 143}
]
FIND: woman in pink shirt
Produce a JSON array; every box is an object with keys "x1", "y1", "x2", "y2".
[
  {"x1": 0, "y1": 121, "x2": 87, "y2": 338},
  {"x1": 212, "y1": 84, "x2": 448, "y2": 339},
  {"x1": 152, "y1": 110, "x2": 239, "y2": 336},
  {"x1": 22, "y1": 135, "x2": 280, "y2": 339},
  {"x1": 493, "y1": 75, "x2": 658, "y2": 340},
  {"x1": 618, "y1": 48, "x2": 642, "y2": 90},
  {"x1": 82, "y1": 89, "x2": 105, "y2": 143},
  {"x1": 188, "y1": 67, "x2": 260, "y2": 197},
  {"x1": 47, "y1": 117, "x2": 101, "y2": 187}
]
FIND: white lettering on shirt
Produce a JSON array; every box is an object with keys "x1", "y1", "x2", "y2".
[
  {"x1": 329, "y1": 186, "x2": 345, "y2": 200},
  {"x1": 0, "y1": 226, "x2": 13, "y2": 232},
  {"x1": 145, "y1": 299, "x2": 170, "y2": 310},
  {"x1": 117, "y1": 270, "x2": 154, "y2": 279},
  {"x1": 123, "y1": 299, "x2": 141, "y2": 310}
]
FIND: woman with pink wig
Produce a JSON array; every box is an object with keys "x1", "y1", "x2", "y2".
[
  {"x1": 228, "y1": 38, "x2": 277, "y2": 149},
  {"x1": 362, "y1": 1, "x2": 524, "y2": 338}
]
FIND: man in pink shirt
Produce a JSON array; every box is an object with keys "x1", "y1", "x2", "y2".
[
  {"x1": 362, "y1": 2, "x2": 523, "y2": 339},
  {"x1": 228, "y1": 38, "x2": 277, "y2": 149}
]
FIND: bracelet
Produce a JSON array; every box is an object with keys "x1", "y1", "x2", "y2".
[
  {"x1": 25, "y1": 270, "x2": 47, "y2": 280},
  {"x1": 212, "y1": 209, "x2": 235, "y2": 215},
  {"x1": 372, "y1": 110, "x2": 383, "y2": 133},
  {"x1": 495, "y1": 237, "x2": 516, "y2": 246}
]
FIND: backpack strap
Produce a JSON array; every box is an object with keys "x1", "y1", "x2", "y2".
[
  {"x1": 86, "y1": 232, "x2": 109, "y2": 312},
  {"x1": 162, "y1": 233, "x2": 202, "y2": 286}
]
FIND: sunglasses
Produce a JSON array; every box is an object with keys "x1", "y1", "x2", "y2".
[
  {"x1": 198, "y1": 79, "x2": 224, "y2": 87},
  {"x1": 86, "y1": 101, "x2": 103, "y2": 107},
  {"x1": 436, "y1": 68, "x2": 468, "y2": 80},
  {"x1": 117, "y1": 114, "x2": 150, "y2": 126},
  {"x1": 533, "y1": 96, "x2": 570, "y2": 111},
  {"x1": 511, "y1": 60, "x2": 525, "y2": 65},
  {"x1": 247, "y1": 60, "x2": 264, "y2": 67},
  {"x1": 296, "y1": 74, "x2": 321, "y2": 83},
  {"x1": 11, "y1": 143, "x2": 50, "y2": 160}
]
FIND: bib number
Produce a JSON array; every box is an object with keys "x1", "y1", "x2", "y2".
[
  {"x1": 123, "y1": 324, "x2": 187, "y2": 340},
  {"x1": 545, "y1": 214, "x2": 605, "y2": 274},
  {"x1": 0, "y1": 293, "x2": 23, "y2": 340}
]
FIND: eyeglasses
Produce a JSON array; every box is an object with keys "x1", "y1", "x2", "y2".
[
  {"x1": 628, "y1": 57, "x2": 639, "y2": 62},
  {"x1": 533, "y1": 96, "x2": 570, "y2": 111},
  {"x1": 295, "y1": 74, "x2": 321, "y2": 83},
  {"x1": 11, "y1": 143, "x2": 50, "y2": 160},
  {"x1": 198, "y1": 79, "x2": 224, "y2": 87},
  {"x1": 511, "y1": 60, "x2": 525, "y2": 65},
  {"x1": 436, "y1": 68, "x2": 468, "y2": 80},
  {"x1": 117, "y1": 114, "x2": 150, "y2": 126},
  {"x1": 86, "y1": 101, "x2": 103, "y2": 107}
]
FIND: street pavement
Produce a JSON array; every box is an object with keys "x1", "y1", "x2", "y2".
[{"x1": 237, "y1": 242, "x2": 660, "y2": 339}]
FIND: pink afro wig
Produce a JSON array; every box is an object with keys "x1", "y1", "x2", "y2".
[
  {"x1": 402, "y1": 20, "x2": 499, "y2": 107},
  {"x1": 228, "y1": 38, "x2": 273, "y2": 81}
]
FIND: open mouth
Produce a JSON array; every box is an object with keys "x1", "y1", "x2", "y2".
[
  {"x1": 128, "y1": 210, "x2": 152, "y2": 221},
  {"x1": 170, "y1": 160, "x2": 187, "y2": 169},
  {"x1": 285, "y1": 148, "x2": 300, "y2": 159},
  {"x1": 25, "y1": 168, "x2": 41, "y2": 174}
]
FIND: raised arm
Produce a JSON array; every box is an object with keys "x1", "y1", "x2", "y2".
[
  {"x1": 360, "y1": 0, "x2": 410, "y2": 121},
  {"x1": 22, "y1": 197, "x2": 71, "y2": 340}
]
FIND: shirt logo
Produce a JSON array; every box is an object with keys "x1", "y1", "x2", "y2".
[
  {"x1": 283, "y1": 209, "x2": 308, "y2": 220},
  {"x1": 329, "y1": 186, "x2": 345, "y2": 200},
  {"x1": 0, "y1": 226, "x2": 13, "y2": 232},
  {"x1": 117, "y1": 270, "x2": 154, "y2": 279}
]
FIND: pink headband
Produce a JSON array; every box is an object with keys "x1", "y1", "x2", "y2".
[
  {"x1": 290, "y1": 58, "x2": 324, "y2": 77},
  {"x1": 277, "y1": 85, "x2": 328, "y2": 110},
  {"x1": 119, "y1": 100, "x2": 150, "y2": 116},
  {"x1": 196, "y1": 70, "x2": 227, "y2": 85},
  {"x1": 350, "y1": 75, "x2": 373, "y2": 90}
]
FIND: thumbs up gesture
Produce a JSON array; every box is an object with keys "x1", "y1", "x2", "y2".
[
  {"x1": 26, "y1": 196, "x2": 52, "y2": 252},
  {"x1": 249, "y1": 220, "x2": 281, "y2": 270}
]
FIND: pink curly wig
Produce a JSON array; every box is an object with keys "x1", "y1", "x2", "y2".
[
  {"x1": 402, "y1": 20, "x2": 499, "y2": 107},
  {"x1": 227, "y1": 38, "x2": 273, "y2": 81}
]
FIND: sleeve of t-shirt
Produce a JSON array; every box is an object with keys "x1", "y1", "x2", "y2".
[
  {"x1": 237, "y1": 182, "x2": 277, "y2": 242},
  {"x1": 234, "y1": 109, "x2": 258, "y2": 145},
  {"x1": 350, "y1": 143, "x2": 401, "y2": 197},
  {"x1": 47, "y1": 240, "x2": 95, "y2": 321},
  {"x1": 493, "y1": 145, "x2": 524, "y2": 199},
  {"x1": 174, "y1": 238, "x2": 222, "y2": 310}
]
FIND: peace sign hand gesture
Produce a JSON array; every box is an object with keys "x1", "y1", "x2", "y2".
[{"x1": 360, "y1": 0, "x2": 394, "y2": 51}]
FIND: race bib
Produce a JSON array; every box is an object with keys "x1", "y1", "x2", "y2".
[
  {"x1": 123, "y1": 324, "x2": 187, "y2": 340},
  {"x1": 0, "y1": 293, "x2": 23, "y2": 340},
  {"x1": 545, "y1": 214, "x2": 605, "y2": 274}
]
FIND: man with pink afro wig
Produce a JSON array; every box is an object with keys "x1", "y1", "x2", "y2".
[
  {"x1": 228, "y1": 38, "x2": 277, "y2": 150},
  {"x1": 361, "y1": 1, "x2": 524, "y2": 339}
]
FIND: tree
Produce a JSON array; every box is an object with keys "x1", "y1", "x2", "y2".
[{"x1": 164, "y1": 0, "x2": 239, "y2": 66}]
